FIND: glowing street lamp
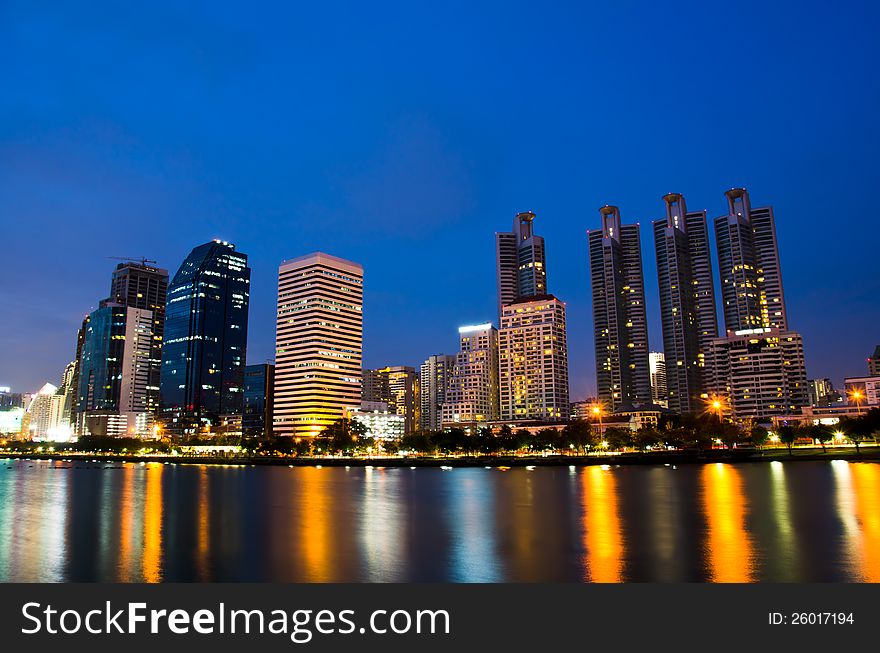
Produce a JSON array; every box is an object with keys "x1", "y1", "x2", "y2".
[
  {"x1": 849, "y1": 388, "x2": 864, "y2": 416},
  {"x1": 592, "y1": 404, "x2": 604, "y2": 440}
]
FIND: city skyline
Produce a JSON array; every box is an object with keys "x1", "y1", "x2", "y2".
[
  {"x1": 3, "y1": 2, "x2": 880, "y2": 398},
  {"x1": 2, "y1": 185, "x2": 876, "y2": 403}
]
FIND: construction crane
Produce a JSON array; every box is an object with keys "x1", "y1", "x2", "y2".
[{"x1": 108, "y1": 256, "x2": 158, "y2": 266}]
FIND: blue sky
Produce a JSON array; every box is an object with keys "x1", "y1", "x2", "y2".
[{"x1": 1, "y1": 0, "x2": 879, "y2": 399}]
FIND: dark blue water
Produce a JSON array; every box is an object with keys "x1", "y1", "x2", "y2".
[{"x1": 0, "y1": 458, "x2": 877, "y2": 582}]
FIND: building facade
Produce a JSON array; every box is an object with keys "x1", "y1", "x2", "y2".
[
  {"x1": 709, "y1": 189, "x2": 807, "y2": 421},
  {"x1": 441, "y1": 324, "x2": 500, "y2": 426},
  {"x1": 243, "y1": 363, "x2": 274, "y2": 438},
  {"x1": 498, "y1": 295, "x2": 569, "y2": 421},
  {"x1": 159, "y1": 240, "x2": 250, "y2": 436},
  {"x1": 648, "y1": 351, "x2": 668, "y2": 409},
  {"x1": 77, "y1": 303, "x2": 155, "y2": 437},
  {"x1": 715, "y1": 188, "x2": 788, "y2": 333},
  {"x1": 653, "y1": 193, "x2": 717, "y2": 413},
  {"x1": 588, "y1": 205, "x2": 651, "y2": 411},
  {"x1": 419, "y1": 354, "x2": 456, "y2": 431},
  {"x1": 707, "y1": 328, "x2": 808, "y2": 422},
  {"x1": 347, "y1": 402, "x2": 406, "y2": 441},
  {"x1": 363, "y1": 366, "x2": 419, "y2": 434},
  {"x1": 807, "y1": 378, "x2": 839, "y2": 407},
  {"x1": 109, "y1": 261, "x2": 168, "y2": 414},
  {"x1": 273, "y1": 252, "x2": 363, "y2": 438},
  {"x1": 843, "y1": 376, "x2": 880, "y2": 407},
  {"x1": 26, "y1": 383, "x2": 66, "y2": 440},
  {"x1": 868, "y1": 346, "x2": 880, "y2": 376},
  {"x1": 496, "y1": 211, "x2": 547, "y2": 317}
]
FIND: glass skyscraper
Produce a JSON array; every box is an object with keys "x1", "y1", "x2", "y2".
[
  {"x1": 76, "y1": 302, "x2": 155, "y2": 436},
  {"x1": 243, "y1": 363, "x2": 274, "y2": 439},
  {"x1": 160, "y1": 240, "x2": 250, "y2": 436}
]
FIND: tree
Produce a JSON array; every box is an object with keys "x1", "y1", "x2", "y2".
[
  {"x1": 720, "y1": 423, "x2": 743, "y2": 450},
  {"x1": 840, "y1": 408, "x2": 880, "y2": 453},
  {"x1": 476, "y1": 426, "x2": 500, "y2": 455},
  {"x1": 634, "y1": 428, "x2": 662, "y2": 452},
  {"x1": 317, "y1": 418, "x2": 368, "y2": 455},
  {"x1": 749, "y1": 425, "x2": 769, "y2": 450},
  {"x1": 498, "y1": 424, "x2": 519, "y2": 453},
  {"x1": 777, "y1": 425, "x2": 796, "y2": 456},
  {"x1": 515, "y1": 429, "x2": 532, "y2": 453},
  {"x1": 529, "y1": 428, "x2": 556, "y2": 453},
  {"x1": 400, "y1": 431, "x2": 434, "y2": 455},
  {"x1": 605, "y1": 427, "x2": 633, "y2": 452},
  {"x1": 810, "y1": 423, "x2": 834, "y2": 453},
  {"x1": 562, "y1": 419, "x2": 595, "y2": 454}
]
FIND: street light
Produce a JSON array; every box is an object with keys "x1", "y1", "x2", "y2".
[
  {"x1": 708, "y1": 395, "x2": 725, "y2": 423},
  {"x1": 849, "y1": 389, "x2": 864, "y2": 416},
  {"x1": 592, "y1": 404, "x2": 603, "y2": 442}
]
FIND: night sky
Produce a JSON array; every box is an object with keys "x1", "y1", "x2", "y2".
[{"x1": 2, "y1": 1, "x2": 878, "y2": 400}]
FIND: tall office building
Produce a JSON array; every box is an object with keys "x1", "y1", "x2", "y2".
[
  {"x1": 868, "y1": 345, "x2": 880, "y2": 376},
  {"x1": 707, "y1": 329, "x2": 808, "y2": 421},
  {"x1": 159, "y1": 241, "x2": 250, "y2": 436},
  {"x1": 715, "y1": 188, "x2": 787, "y2": 333},
  {"x1": 498, "y1": 295, "x2": 569, "y2": 421},
  {"x1": 588, "y1": 205, "x2": 651, "y2": 411},
  {"x1": 273, "y1": 253, "x2": 363, "y2": 438},
  {"x1": 363, "y1": 366, "x2": 419, "y2": 434},
  {"x1": 419, "y1": 354, "x2": 456, "y2": 431},
  {"x1": 109, "y1": 261, "x2": 168, "y2": 413},
  {"x1": 77, "y1": 303, "x2": 156, "y2": 436},
  {"x1": 496, "y1": 211, "x2": 547, "y2": 317},
  {"x1": 709, "y1": 189, "x2": 806, "y2": 420},
  {"x1": 653, "y1": 193, "x2": 718, "y2": 413},
  {"x1": 243, "y1": 363, "x2": 274, "y2": 438},
  {"x1": 441, "y1": 324, "x2": 500, "y2": 425},
  {"x1": 26, "y1": 383, "x2": 66, "y2": 440},
  {"x1": 807, "y1": 378, "x2": 837, "y2": 407},
  {"x1": 58, "y1": 360, "x2": 77, "y2": 429},
  {"x1": 648, "y1": 352, "x2": 668, "y2": 409}
]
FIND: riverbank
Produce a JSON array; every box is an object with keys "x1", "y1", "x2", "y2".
[{"x1": 3, "y1": 445, "x2": 879, "y2": 468}]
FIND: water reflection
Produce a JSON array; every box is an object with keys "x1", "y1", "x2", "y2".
[
  {"x1": 446, "y1": 471, "x2": 500, "y2": 582},
  {"x1": 701, "y1": 463, "x2": 754, "y2": 582},
  {"x1": 142, "y1": 463, "x2": 164, "y2": 583},
  {"x1": 581, "y1": 466, "x2": 625, "y2": 582},
  {"x1": 359, "y1": 467, "x2": 405, "y2": 581},
  {"x1": 0, "y1": 459, "x2": 879, "y2": 582},
  {"x1": 833, "y1": 461, "x2": 880, "y2": 582},
  {"x1": 197, "y1": 466, "x2": 211, "y2": 581}
]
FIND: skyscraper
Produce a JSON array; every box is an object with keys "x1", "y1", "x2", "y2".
[
  {"x1": 243, "y1": 363, "x2": 274, "y2": 439},
  {"x1": 109, "y1": 261, "x2": 168, "y2": 413},
  {"x1": 363, "y1": 366, "x2": 419, "y2": 434},
  {"x1": 441, "y1": 324, "x2": 500, "y2": 426},
  {"x1": 498, "y1": 295, "x2": 569, "y2": 421},
  {"x1": 708, "y1": 189, "x2": 806, "y2": 420},
  {"x1": 495, "y1": 211, "x2": 547, "y2": 317},
  {"x1": 159, "y1": 240, "x2": 250, "y2": 436},
  {"x1": 419, "y1": 354, "x2": 456, "y2": 431},
  {"x1": 714, "y1": 188, "x2": 787, "y2": 333},
  {"x1": 868, "y1": 345, "x2": 880, "y2": 376},
  {"x1": 588, "y1": 205, "x2": 651, "y2": 411},
  {"x1": 648, "y1": 351, "x2": 668, "y2": 409},
  {"x1": 653, "y1": 193, "x2": 718, "y2": 413},
  {"x1": 26, "y1": 382, "x2": 65, "y2": 440},
  {"x1": 77, "y1": 302, "x2": 155, "y2": 436},
  {"x1": 273, "y1": 252, "x2": 363, "y2": 438}
]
